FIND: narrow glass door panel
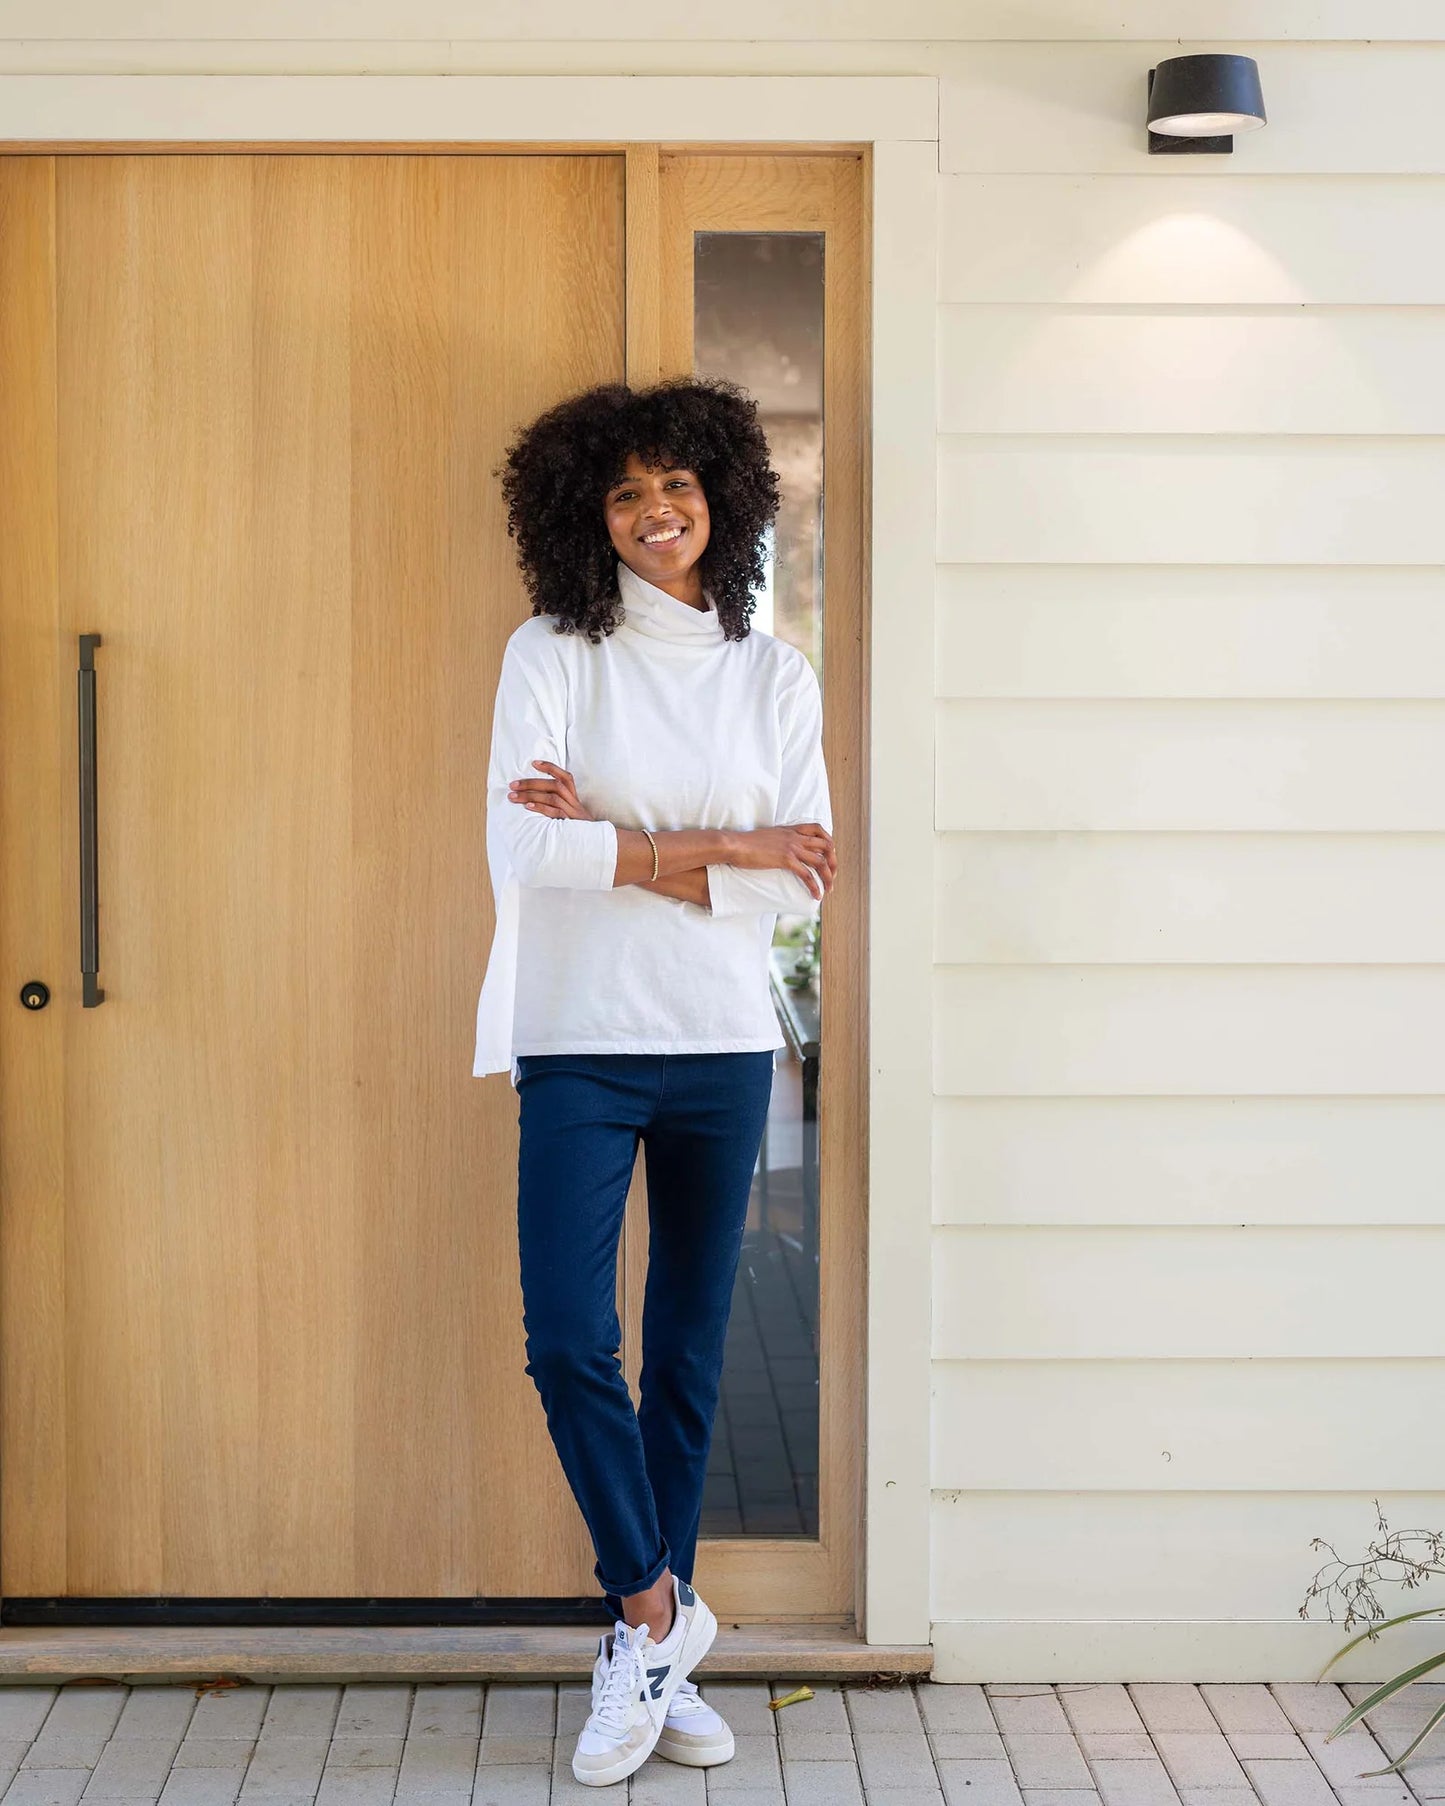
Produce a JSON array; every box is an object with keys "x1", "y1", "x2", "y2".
[
  {"x1": 693, "y1": 230, "x2": 825, "y2": 1538},
  {"x1": 637, "y1": 149, "x2": 863, "y2": 1620}
]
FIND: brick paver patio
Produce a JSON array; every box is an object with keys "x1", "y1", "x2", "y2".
[{"x1": 0, "y1": 1678, "x2": 1441, "y2": 1806}]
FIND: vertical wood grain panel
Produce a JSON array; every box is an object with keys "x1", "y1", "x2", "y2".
[
  {"x1": 61, "y1": 154, "x2": 263, "y2": 1591},
  {"x1": 252, "y1": 153, "x2": 356, "y2": 1593},
  {"x1": 349, "y1": 153, "x2": 625, "y2": 1595},
  {"x1": 0, "y1": 156, "x2": 68, "y2": 1594},
  {"x1": 624, "y1": 144, "x2": 660, "y2": 387},
  {"x1": 1, "y1": 152, "x2": 628, "y2": 1599}
]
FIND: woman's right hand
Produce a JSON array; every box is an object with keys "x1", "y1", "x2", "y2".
[{"x1": 729, "y1": 824, "x2": 837, "y2": 899}]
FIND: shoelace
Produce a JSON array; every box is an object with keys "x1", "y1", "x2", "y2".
[
  {"x1": 667, "y1": 1677, "x2": 703, "y2": 1716},
  {"x1": 593, "y1": 1633, "x2": 647, "y2": 1735}
]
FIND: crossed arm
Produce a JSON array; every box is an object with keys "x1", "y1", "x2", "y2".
[
  {"x1": 486, "y1": 634, "x2": 835, "y2": 917},
  {"x1": 636, "y1": 865, "x2": 713, "y2": 908},
  {"x1": 506, "y1": 762, "x2": 836, "y2": 908}
]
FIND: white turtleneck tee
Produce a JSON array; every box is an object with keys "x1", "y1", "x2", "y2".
[{"x1": 472, "y1": 560, "x2": 832, "y2": 1085}]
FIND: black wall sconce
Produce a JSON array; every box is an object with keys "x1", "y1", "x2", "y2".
[{"x1": 1147, "y1": 53, "x2": 1266, "y2": 154}]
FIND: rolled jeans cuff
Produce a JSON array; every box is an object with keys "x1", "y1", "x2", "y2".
[{"x1": 596, "y1": 1537, "x2": 671, "y2": 1606}]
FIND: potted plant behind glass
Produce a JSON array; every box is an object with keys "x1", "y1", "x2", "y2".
[{"x1": 782, "y1": 913, "x2": 819, "y2": 990}]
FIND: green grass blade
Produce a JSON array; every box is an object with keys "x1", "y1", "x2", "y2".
[
  {"x1": 1316, "y1": 1605, "x2": 1445, "y2": 1680},
  {"x1": 1355, "y1": 1694, "x2": 1445, "y2": 1777},
  {"x1": 1325, "y1": 1649, "x2": 1445, "y2": 1739}
]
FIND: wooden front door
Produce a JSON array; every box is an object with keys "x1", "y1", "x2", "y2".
[
  {"x1": 0, "y1": 151, "x2": 626, "y2": 1606},
  {"x1": 0, "y1": 146, "x2": 866, "y2": 1625}
]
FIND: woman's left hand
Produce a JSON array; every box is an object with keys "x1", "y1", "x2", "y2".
[{"x1": 507, "y1": 760, "x2": 597, "y2": 821}]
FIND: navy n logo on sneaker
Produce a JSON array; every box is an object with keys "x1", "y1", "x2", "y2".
[
  {"x1": 646, "y1": 1665, "x2": 670, "y2": 1699},
  {"x1": 677, "y1": 1578, "x2": 696, "y2": 1606}
]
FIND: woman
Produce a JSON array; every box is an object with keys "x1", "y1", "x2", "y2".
[{"x1": 471, "y1": 376, "x2": 836, "y2": 1789}]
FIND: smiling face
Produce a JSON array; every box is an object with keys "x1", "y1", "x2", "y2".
[{"x1": 603, "y1": 451, "x2": 712, "y2": 606}]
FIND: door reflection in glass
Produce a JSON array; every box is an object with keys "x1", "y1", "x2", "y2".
[{"x1": 693, "y1": 231, "x2": 824, "y2": 1538}]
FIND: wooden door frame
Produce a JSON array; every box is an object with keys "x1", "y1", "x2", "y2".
[{"x1": 0, "y1": 73, "x2": 938, "y2": 1652}]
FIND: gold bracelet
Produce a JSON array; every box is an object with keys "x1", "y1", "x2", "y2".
[{"x1": 641, "y1": 828, "x2": 659, "y2": 882}]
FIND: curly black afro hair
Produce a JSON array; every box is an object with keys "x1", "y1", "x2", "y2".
[{"x1": 495, "y1": 375, "x2": 781, "y2": 644}]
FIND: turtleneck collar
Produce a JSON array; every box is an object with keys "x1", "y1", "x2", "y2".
[{"x1": 616, "y1": 559, "x2": 725, "y2": 649}]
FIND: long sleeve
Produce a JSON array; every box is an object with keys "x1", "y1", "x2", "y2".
[
  {"x1": 704, "y1": 650, "x2": 832, "y2": 920},
  {"x1": 486, "y1": 630, "x2": 619, "y2": 892}
]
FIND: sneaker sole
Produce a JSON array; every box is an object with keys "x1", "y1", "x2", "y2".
[
  {"x1": 655, "y1": 1722, "x2": 736, "y2": 1766},
  {"x1": 571, "y1": 1723, "x2": 663, "y2": 1789}
]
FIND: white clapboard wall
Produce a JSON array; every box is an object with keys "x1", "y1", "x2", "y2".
[
  {"x1": 7, "y1": 4, "x2": 1445, "y2": 1681},
  {"x1": 931, "y1": 28, "x2": 1445, "y2": 1680}
]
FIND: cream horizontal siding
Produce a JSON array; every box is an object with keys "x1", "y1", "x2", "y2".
[
  {"x1": 941, "y1": 177, "x2": 1445, "y2": 305},
  {"x1": 935, "y1": 966, "x2": 1445, "y2": 1095},
  {"x1": 932, "y1": 1227, "x2": 1445, "y2": 1358},
  {"x1": 934, "y1": 1097, "x2": 1445, "y2": 1226},
  {"x1": 940, "y1": 438, "x2": 1445, "y2": 565},
  {"x1": 937, "y1": 566, "x2": 1445, "y2": 698},
  {"x1": 931, "y1": 1492, "x2": 1445, "y2": 1622},
  {"x1": 932, "y1": 1360, "x2": 1445, "y2": 1490},
  {"x1": 936, "y1": 833, "x2": 1445, "y2": 964},
  {"x1": 934, "y1": 22, "x2": 1445, "y2": 1674},
  {"x1": 940, "y1": 309, "x2": 1445, "y2": 437},
  {"x1": 936, "y1": 701, "x2": 1445, "y2": 830}
]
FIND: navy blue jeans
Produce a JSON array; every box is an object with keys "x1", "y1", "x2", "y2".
[{"x1": 514, "y1": 1049, "x2": 775, "y2": 1621}]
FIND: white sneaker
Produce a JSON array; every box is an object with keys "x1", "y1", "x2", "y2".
[
  {"x1": 655, "y1": 1675, "x2": 735, "y2": 1767},
  {"x1": 575, "y1": 1574, "x2": 718, "y2": 1787},
  {"x1": 589, "y1": 1640, "x2": 735, "y2": 1768}
]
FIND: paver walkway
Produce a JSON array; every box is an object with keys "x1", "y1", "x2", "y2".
[{"x1": 0, "y1": 1677, "x2": 1441, "y2": 1806}]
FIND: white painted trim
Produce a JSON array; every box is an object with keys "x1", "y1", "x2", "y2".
[
  {"x1": 1, "y1": 3, "x2": 1440, "y2": 42},
  {"x1": 0, "y1": 73, "x2": 936, "y2": 144},
  {"x1": 0, "y1": 72, "x2": 939, "y2": 1654},
  {"x1": 863, "y1": 137, "x2": 937, "y2": 1651}
]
